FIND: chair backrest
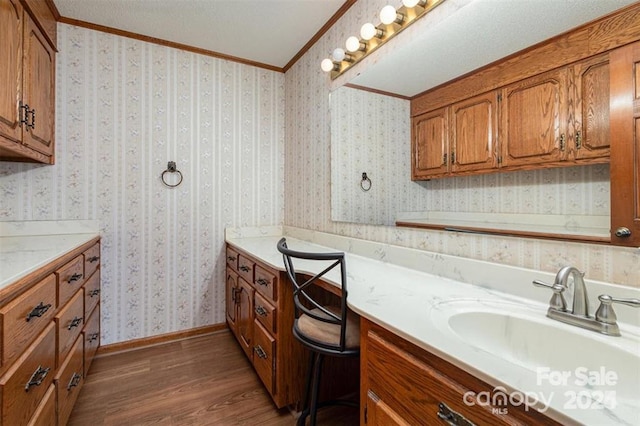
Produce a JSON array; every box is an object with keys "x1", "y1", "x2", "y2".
[{"x1": 277, "y1": 237, "x2": 349, "y2": 351}]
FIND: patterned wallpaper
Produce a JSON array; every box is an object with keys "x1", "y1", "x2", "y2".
[
  {"x1": 284, "y1": 0, "x2": 640, "y2": 288},
  {"x1": 0, "y1": 24, "x2": 284, "y2": 344}
]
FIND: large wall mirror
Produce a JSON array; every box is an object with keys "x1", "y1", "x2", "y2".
[{"x1": 330, "y1": 0, "x2": 634, "y2": 241}]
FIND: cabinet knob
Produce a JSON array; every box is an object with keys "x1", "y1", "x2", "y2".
[{"x1": 615, "y1": 227, "x2": 631, "y2": 238}]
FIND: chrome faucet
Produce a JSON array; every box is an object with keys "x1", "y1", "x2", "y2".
[{"x1": 533, "y1": 266, "x2": 640, "y2": 336}]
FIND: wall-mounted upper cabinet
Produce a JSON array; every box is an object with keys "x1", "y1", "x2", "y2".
[{"x1": 0, "y1": 0, "x2": 56, "y2": 164}]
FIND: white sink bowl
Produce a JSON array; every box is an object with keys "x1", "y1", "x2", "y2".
[{"x1": 430, "y1": 299, "x2": 640, "y2": 403}]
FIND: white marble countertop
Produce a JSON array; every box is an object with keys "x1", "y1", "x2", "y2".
[
  {"x1": 0, "y1": 220, "x2": 100, "y2": 289},
  {"x1": 226, "y1": 228, "x2": 640, "y2": 426}
]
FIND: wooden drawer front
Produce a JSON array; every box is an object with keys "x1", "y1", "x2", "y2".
[
  {"x1": 55, "y1": 291, "x2": 84, "y2": 365},
  {"x1": 226, "y1": 247, "x2": 239, "y2": 271},
  {"x1": 254, "y1": 292, "x2": 276, "y2": 334},
  {"x1": 254, "y1": 264, "x2": 276, "y2": 301},
  {"x1": 1, "y1": 274, "x2": 56, "y2": 367},
  {"x1": 252, "y1": 320, "x2": 275, "y2": 394},
  {"x1": 366, "y1": 329, "x2": 515, "y2": 426},
  {"x1": 56, "y1": 256, "x2": 85, "y2": 307},
  {"x1": 83, "y1": 304, "x2": 100, "y2": 377},
  {"x1": 0, "y1": 323, "x2": 56, "y2": 426},
  {"x1": 27, "y1": 384, "x2": 55, "y2": 426},
  {"x1": 83, "y1": 268, "x2": 101, "y2": 318},
  {"x1": 237, "y1": 255, "x2": 254, "y2": 284},
  {"x1": 55, "y1": 336, "x2": 84, "y2": 426},
  {"x1": 83, "y1": 242, "x2": 101, "y2": 280}
]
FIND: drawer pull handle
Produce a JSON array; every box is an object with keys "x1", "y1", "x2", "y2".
[
  {"x1": 26, "y1": 302, "x2": 52, "y2": 322},
  {"x1": 256, "y1": 278, "x2": 269, "y2": 286},
  {"x1": 67, "y1": 372, "x2": 82, "y2": 391},
  {"x1": 255, "y1": 305, "x2": 267, "y2": 317},
  {"x1": 437, "y1": 402, "x2": 475, "y2": 426},
  {"x1": 89, "y1": 289, "x2": 101, "y2": 297},
  {"x1": 25, "y1": 365, "x2": 50, "y2": 391},
  {"x1": 88, "y1": 256, "x2": 100, "y2": 263},
  {"x1": 67, "y1": 316, "x2": 83, "y2": 330},
  {"x1": 254, "y1": 345, "x2": 268, "y2": 359},
  {"x1": 239, "y1": 265, "x2": 251, "y2": 273},
  {"x1": 227, "y1": 256, "x2": 236, "y2": 262},
  {"x1": 68, "y1": 273, "x2": 83, "y2": 283},
  {"x1": 88, "y1": 332, "x2": 99, "y2": 342}
]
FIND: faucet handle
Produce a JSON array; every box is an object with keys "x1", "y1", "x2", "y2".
[
  {"x1": 533, "y1": 279, "x2": 567, "y2": 311},
  {"x1": 596, "y1": 294, "x2": 640, "y2": 325}
]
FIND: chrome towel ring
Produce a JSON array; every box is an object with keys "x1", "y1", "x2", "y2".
[
  {"x1": 161, "y1": 161, "x2": 183, "y2": 187},
  {"x1": 360, "y1": 172, "x2": 371, "y2": 192}
]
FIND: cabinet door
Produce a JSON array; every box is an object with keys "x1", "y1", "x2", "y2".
[
  {"x1": 22, "y1": 12, "x2": 54, "y2": 157},
  {"x1": 237, "y1": 278, "x2": 254, "y2": 360},
  {"x1": 0, "y1": 0, "x2": 23, "y2": 145},
  {"x1": 450, "y1": 92, "x2": 498, "y2": 173},
  {"x1": 226, "y1": 268, "x2": 238, "y2": 335},
  {"x1": 500, "y1": 68, "x2": 568, "y2": 167},
  {"x1": 412, "y1": 107, "x2": 449, "y2": 179},
  {"x1": 572, "y1": 55, "x2": 610, "y2": 160},
  {"x1": 610, "y1": 41, "x2": 640, "y2": 247}
]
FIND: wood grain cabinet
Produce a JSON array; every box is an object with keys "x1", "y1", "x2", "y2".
[
  {"x1": 0, "y1": 0, "x2": 56, "y2": 164},
  {"x1": 361, "y1": 319, "x2": 559, "y2": 426},
  {"x1": 411, "y1": 107, "x2": 449, "y2": 179},
  {"x1": 0, "y1": 238, "x2": 101, "y2": 426},
  {"x1": 225, "y1": 245, "x2": 305, "y2": 409}
]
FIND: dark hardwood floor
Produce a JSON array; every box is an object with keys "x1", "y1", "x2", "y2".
[{"x1": 68, "y1": 330, "x2": 358, "y2": 425}]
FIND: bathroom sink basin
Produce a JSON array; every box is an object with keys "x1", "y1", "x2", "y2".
[{"x1": 430, "y1": 300, "x2": 640, "y2": 401}]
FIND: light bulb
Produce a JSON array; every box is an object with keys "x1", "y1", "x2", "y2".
[
  {"x1": 332, "y1": 48, "x2": 346, "y2": 62},
  {"x1": 321, "y1": 58, "x2": 335, "y2": 72},
  {"x1": 380, "y1": 5, "x2": 401, "y2": 25},
  {"x1": 402, "y1": 0, "x2": 426, "y2": 7},
  {"x1": 346, "y1": 36, "x2": 363, "y2": 53},
  {"x1": 360, "y1": 23, "x2": 379, "y2": 40}
]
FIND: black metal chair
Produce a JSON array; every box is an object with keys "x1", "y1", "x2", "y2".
[{"x1": 277, "y1": 237, "x2": 360, "y2": 426}]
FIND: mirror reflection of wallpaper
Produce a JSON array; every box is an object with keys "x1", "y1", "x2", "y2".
[
  {"x1": 330, "y1": 88, "x2": 610, "y2": 226},
  {"x1": 331, "y1": 87, "x2": 421, "y2": 225}
]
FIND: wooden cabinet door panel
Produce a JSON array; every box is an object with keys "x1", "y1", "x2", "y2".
[
  {"x1": 573, "y1": 55, "x2": 610, "y2": 160},
  {"x1": 22, "y1": 12, "x2": 54, "y2": 156},
  {"x1": 0, "y1": 0, "x2": 23, "y2": 145},
  {"x1": 412, "y1": 107, "x2": 448, "y2": 179},
  {"x1": 450, "y1": 92, "x2": 497, "y2": 173},
  {"x1": 237, "y1": 278, "x2": 254, "y2": 360},
  {"x1": 501, "y1": 69, "x2": 568, "y2": 167},
  {"x1": 365, "y1": 390, "x2": 411, "y2": 426},
  {"x1": 610, "y1": 41, "x2": 640, "y2": 246},
  {"x1": 226, "y1": 268, "x2": 238, "y2": 335}
]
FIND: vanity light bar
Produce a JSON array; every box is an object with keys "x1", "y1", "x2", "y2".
[{"x1": 321, "y1": 0, "x2": 445, "y2": 79}]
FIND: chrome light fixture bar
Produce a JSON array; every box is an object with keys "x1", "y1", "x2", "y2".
[{"x1": 322, "y1": 0, "x2": 445, "y2": 80}]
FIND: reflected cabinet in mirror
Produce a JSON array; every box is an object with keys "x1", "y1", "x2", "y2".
[{"x1": 328, "y1": 0, "x2": 640, "y2": 246}]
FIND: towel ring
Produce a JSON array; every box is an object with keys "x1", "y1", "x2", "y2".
[
  {"x1": 360, "y1": 172, "x2": 372, "y2": 192},
  {"x1": 161, "y1": 161, "x2": 183, "y2": 187}
]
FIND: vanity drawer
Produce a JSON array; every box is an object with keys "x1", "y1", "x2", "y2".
[
  {"x1": 83, "y1": 304, "x2": 100, "y2": 376},
  {"x1": 254, "y1": 264, "x2": 276, "y2": 301},
  {"x1": 1, "y1": 274, "x2": 56, "y2": 368},
  {"x1": 253, "y1": 320, "x2": 275, "y2": 394},
  {"x1": 55, "y1": 291, "x2": 84, "y2": 366},
  {"x1": 55, "y1": 336, "x2": 84, "y2": 426},
  {"x1": 83, "y1": 268, "x2": 101, "y2": 318},
  {"x1": 83, "y1": 242, "x2": 101, "y2": 280},
  {"x1": 56, "y1": 256, "x2": 85, "y2": 307},
  {"x1": 0, "y1": 323, "x2": 56, "y2": 426},
  {"x1": 226, "y1": 247, "x2": 239, "y2": 271},
  {"x1": 254, "y1": 292, "x2": 276, "y2": 334},
  {"x1": 27, "y1": 383, "x2": 55, "y2": 426},
  {"x1": 237, "y1": 255, "x2": 254, "y2": 284}
]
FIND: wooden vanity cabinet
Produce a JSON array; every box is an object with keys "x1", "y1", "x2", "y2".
[
  {"x1": 361, "y1": 319, "x2": 559, "y2": 426},
  {"x1": 0, "y1": 237, "x2": 101, "y2": 426},
  {"x1": 225, "y1": 245, "x2": 305, "y2": 409},
  {"x1": 0, "y1": 0, "x2": 56, "y2": 164}
]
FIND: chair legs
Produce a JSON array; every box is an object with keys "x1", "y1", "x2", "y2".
[{"x1": 297, "y1": 351, "x2": 324, "y2": 426}]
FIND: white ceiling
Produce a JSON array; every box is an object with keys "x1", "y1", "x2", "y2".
[
  {"x1": 350, "y1": 0, "x2": 637, "y2": 97},
  {"x1": 53, "y1": 0, "x2": 347, "y2": 69}
]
